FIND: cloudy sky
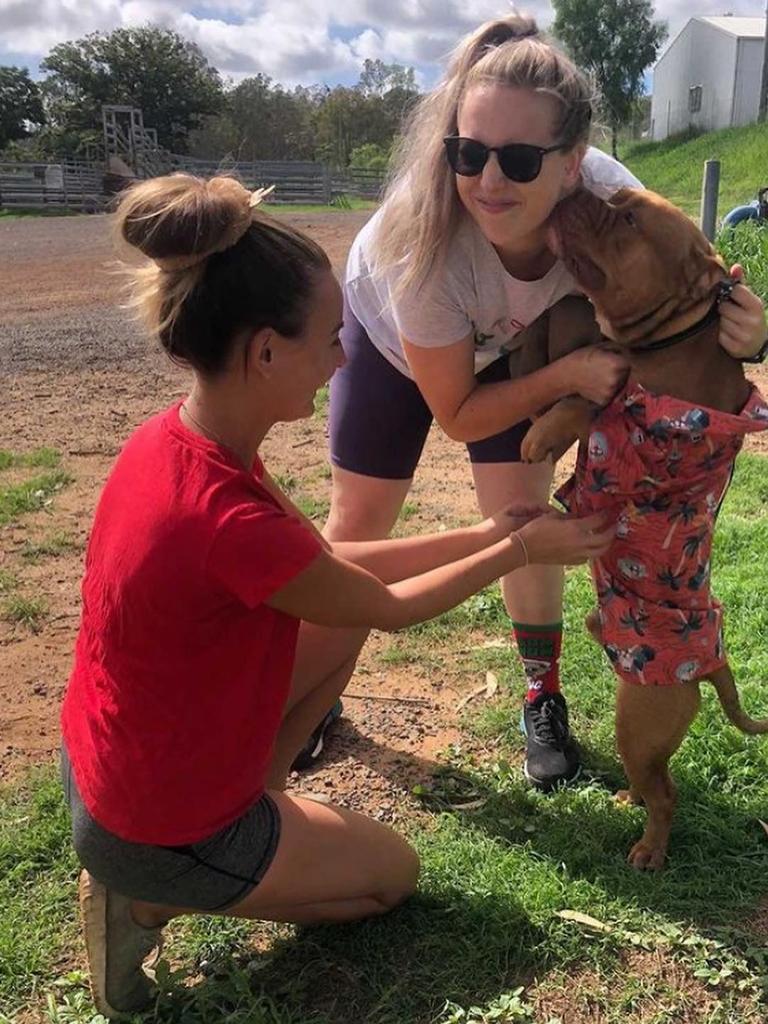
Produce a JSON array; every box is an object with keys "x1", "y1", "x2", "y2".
[{"x1": 0, "y1": 0, "x2": 763, "y2": 88}]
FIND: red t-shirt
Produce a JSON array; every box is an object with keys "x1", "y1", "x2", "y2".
[{"x1": 61, "y1": 403, "x2": 322, "y2": 845}]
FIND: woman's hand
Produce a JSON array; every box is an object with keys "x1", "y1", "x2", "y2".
[
  {"x1": 517, "y1": 510, "x2": 615, "y2": 566},
  {"x1": 558, "y1": 346, "x2": 629, "y2": 406},
  {"x1": 718, "y1": 265, "x2": 767, "y2": 359},
  {"x1": 481, "y1": 503, "x2": 549, "y2": 543}
]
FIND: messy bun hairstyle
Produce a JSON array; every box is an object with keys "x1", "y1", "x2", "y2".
[
  {"x1": 375, "y1": 13, "x2": 595, "y2": 296},
  {"x1": 115, "y1": 174, "x2": 330, "y2": 375}
]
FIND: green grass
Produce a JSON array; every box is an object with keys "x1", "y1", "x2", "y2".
[
  {"x1": 2, "y1": 595, "x2": 48, "y2": 631},
  {"x1": 4, "y1": 455, "x2": 768, "y2": 1021},
  {"x1": 264, "y1": 198, "x2": 377, "y2": 215},
  {"x1": 622, "y1": 122, "x2": 768, "y2": 221},
  {"x1": 313, "y1": 384, "x2": 330, "y2": 418},
  {"x1": 0, "y1": 470, "x2": 73, "y2": 526},
  {"x1": 716, "y1": 222, "x2": 768, "y2": 303},
  {"x1": 0, "y1": 569, "x2": 18, "y2": 594},
  {"x1": 21, "y1": 531, "x2": 78, "y2": 563},
  {"x1": 0, "y1": 448, "x2": 61, "y2": 471}
]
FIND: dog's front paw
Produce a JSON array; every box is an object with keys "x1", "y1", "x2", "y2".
[
  {"x1": 521, "y1": 421, "x2": 556, "y2": 463},
  {"x1": 627, "y1": 837, "x2": 666, "y2": 871}
]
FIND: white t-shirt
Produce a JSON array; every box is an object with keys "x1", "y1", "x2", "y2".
[{"x1": 345, "y1": 147, "x2": 643, "y2": 378}]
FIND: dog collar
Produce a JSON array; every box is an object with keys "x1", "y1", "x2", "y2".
[{"x1": 630, "y1": 280, "x2": 734, "y2": 355}]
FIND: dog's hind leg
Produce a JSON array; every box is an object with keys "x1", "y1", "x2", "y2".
[
  {"x1": 585, "y1": 609, "x2": 602, "y2": 644},
  {"x1": 615, "y1": 679, "x2": 701, "y2": 870}
]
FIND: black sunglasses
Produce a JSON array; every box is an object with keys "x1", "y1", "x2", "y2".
[{"x1": 443, "y1": 136, "x2": 569, "y2": 183}]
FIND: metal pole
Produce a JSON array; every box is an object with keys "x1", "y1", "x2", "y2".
[
  {"x1": 759, "y1": 0, "x2": 768, "y2": 121},
  {"x1": 700, "y1": 159, "x2": 720, "y2": 241}
]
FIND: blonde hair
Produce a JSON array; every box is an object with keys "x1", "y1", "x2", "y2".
[
  {"x1": 375, "y1": 14, "x2": 595, "y2": 296},
  {"x1": 114, "y1": 173, "x2": 330, "y2": 374}
]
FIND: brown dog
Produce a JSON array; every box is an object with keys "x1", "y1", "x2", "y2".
[{"x1": 522, "y1": 187, "x2": 768, "y2": 870}]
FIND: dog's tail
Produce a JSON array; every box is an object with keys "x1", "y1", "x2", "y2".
[{"x1": 709, "y1": 667, "x2": 768, "y2": 734}]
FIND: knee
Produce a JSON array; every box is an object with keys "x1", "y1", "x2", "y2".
[
  {"x1": 377, "y1": 845, "x2": 420, "y2": 911},
  {"x1": 325, "y1": 494, "x2": 399, "y2": 541}
]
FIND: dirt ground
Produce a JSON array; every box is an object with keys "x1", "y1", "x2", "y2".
[{"x1": 2, "y1": 210, "x2": 767, "y2": 823}]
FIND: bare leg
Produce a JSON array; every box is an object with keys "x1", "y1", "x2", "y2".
[
  {"x1": 615, "y1": 679, "x2": 701, "y2": 870},
  {"x1": 132, "y1": 792, "x2": 419, "y2": 928},
  {"x1": 324, "y1": 465, "x2": 411, "y2": 542},
  {"x1": 471, "y1": 461, "x2": 563, "y2": 626}
]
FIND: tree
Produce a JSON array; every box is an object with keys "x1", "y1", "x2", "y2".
[
  {"x1": 40, "y1": 27, "x2": 223, "y2": 152},
  {"x1": 349, "y1": 142, "x2": 390, "y2": 171},
  {"x1": 313, "y1": 86, "x2": 370, "y2": 166},
  {"x1": 358, "y1": 58, "x2": 416, "y2": 97},
  {"x1": 552, "y1": 0, "x2": 667, "y2": 158},
  {"x1": 0, "y1": 66, "x2": 45, "y2": 150}
]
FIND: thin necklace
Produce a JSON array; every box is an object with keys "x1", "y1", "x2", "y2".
[{"x1": 180, "y1": 401, "x2": 228, "y2": 449}]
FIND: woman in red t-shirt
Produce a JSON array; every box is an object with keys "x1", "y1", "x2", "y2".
[{"x1": 61, "y1": 173, "x2": 614, "y2": 1018}]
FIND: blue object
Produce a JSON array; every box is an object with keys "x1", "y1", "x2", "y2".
[{"x1": 722, "y1": 201, "x2": 761, "y2": 228}]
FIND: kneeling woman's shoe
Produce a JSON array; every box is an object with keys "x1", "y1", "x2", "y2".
[{"x1": 79, "y1": 870, "x2": 164, "y2": 1019}]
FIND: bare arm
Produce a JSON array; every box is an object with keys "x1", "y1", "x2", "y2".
[
  {"x1": 402, "y1": 333, "x2": 628, "y2": 444},
  {"x1": 332, "y1": 508, "x2": 521, "y2": 583},
  {"x1": 267, "y1": 511, "x2": 615, "y2": 630}
]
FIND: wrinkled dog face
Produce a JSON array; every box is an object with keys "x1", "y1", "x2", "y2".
[{"x1": 548, "y1": 187, "x2": 726, "y2": 347}]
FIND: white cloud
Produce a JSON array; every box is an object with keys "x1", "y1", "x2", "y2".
[{"x1": 0, "y1": 1, "x2": 763, "y2": 84}]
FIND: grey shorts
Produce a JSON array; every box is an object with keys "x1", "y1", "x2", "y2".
[{"x1": 61, "y1": 746, "x2": 281, "y2": 912}]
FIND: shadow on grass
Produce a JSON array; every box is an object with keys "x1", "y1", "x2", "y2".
[
  {"x1": 296, "y1": 702, "x2": 768, "y2": 931},
  {"x1": 418, "y1": 745, "x2": 768, "y2": 932},
  {"x1": 152, "y1": 891, "x2": 546, "y2": 1024}
]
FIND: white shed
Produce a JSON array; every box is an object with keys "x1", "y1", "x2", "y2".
[{"x1": 650, "y1": 16, "x2": 766, "y2": 140}]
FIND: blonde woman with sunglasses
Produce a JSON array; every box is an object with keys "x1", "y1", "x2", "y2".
[{"x1": 325, "y1": 15, "x2": 767, "y2": 790}]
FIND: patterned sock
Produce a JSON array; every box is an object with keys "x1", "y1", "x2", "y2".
[{"x1": 512, "y1": 621, "x2": 563, "y2": 703}]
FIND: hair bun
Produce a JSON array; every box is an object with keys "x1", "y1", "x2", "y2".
[
  {"x1": 478, "y1": 17, "x2": 539, "y2": 49},
  {"x1": 117, "y1": 174, "x2": 255, "y2": 268},
  {"x1": 448, "y1": 14, "x2": 541, "y2": 79}
]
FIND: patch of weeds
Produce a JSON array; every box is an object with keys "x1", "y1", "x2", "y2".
[
  {"x1": 2, "y1": 595, "x2": 48, "y2": 631},
  {"x1": 0, "y1": 470, "x2": 73, "y2": 525},
  {"x1": 313, "y1": 384, "x2": 330, "y2": 418},
  {"x1": 0, "y1": 569, "x2": 18, "y2": 594},
  {"x1": 400, "y1": 502, "x2": 420, "y2": 522},
  {"x1": 21, "y1": 531, "x2": 78, "y2": 563},
  {"x1": 271, "y1": 473, "x2": 296, "y2": 493},
  {"x1": 442, "y1": 987, "x2": 534, "y2": 1022},
  {"x1": 294, "y1": 495, "x2": 330, "y2": 521},
  {"x1": 0, "y1": 448, "x2": 61, "y2": 471}
]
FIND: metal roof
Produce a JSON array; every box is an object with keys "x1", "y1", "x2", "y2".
[{"x1": 699, "y1": 16, "x2": 765, "y2": 39}]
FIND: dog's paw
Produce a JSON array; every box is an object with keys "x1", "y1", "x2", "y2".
[
  {"x1": 520, "y1": 424, "x2": 554, "y2": 463},
  {"x1": 627, "y1": 837, "x2": 666, "y2": 871}
]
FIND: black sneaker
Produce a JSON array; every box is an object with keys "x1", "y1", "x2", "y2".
[
  {"x1": 521, "y1": 692, "x2": 581, "y2": 791},
  {"x1": 291, "y1": 699, "x2": 343, "y2": 772}
]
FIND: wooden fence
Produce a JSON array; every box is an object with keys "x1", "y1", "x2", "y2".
[
  {"x1": 0, "y1": 161, "x2": 105, "y2": 211},
  {"x1": 168, "y1": 157, "x2": 385, "y2": 203},
  {"x1": 0, "y1": 158, "x2": 386, "y2": 212}
]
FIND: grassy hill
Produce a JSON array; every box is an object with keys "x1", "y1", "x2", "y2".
[
  {"x1": 619, "y1": 123, "x2": 768, "y2": 300},
  {"x1": 619, "y1": 122, "x2": 767, "y2": 219}
]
